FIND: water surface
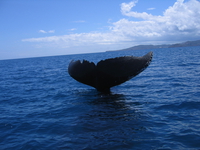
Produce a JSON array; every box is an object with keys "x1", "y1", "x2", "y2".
[{"x1": 0, "y1": 47, "x2": 200, "y2": 149}]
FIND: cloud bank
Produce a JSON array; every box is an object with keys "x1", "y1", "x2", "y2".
[{"x1": 23, "y1": 0, "x2": 200, "y2": 51}]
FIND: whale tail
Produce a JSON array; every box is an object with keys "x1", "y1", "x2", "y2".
[{"x1": 68, "y1": 51, "x2": 153, "y2": 92}]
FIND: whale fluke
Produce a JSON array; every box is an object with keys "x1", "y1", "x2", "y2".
[{"x1": 68, "y1": 51, "x2": 153, "y2": 92}]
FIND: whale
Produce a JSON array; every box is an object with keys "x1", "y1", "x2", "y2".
[{"x1": 68, "y1": 51, "x2": 153, "y2": 93}]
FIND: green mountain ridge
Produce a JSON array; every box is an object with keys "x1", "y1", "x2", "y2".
[{"x1": 108, "y1": 40, "x2": 200, "y2": 52}]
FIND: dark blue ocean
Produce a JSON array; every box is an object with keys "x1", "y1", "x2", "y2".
[{"x1": 0, "y1": 47, "x2": 200, "y2": 150}]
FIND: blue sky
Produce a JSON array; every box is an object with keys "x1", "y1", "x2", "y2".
[{"x1": 1, "y1": 0, "x2": 200, "y2": 60}]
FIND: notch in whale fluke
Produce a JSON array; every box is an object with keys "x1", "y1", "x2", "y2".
[{"x1": 68, "y1": 51, "x2": 153, "y2": 93}]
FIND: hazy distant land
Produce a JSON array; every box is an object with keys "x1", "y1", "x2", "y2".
[{"x1": 108, "y1": 40, "x2": 200, "y2": 52}]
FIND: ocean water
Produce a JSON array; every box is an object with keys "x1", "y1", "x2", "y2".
[{"x1": 0, "y1": 47, "x2": 200, "y2": 150}]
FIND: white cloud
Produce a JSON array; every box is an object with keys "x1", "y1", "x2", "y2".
[
  {"x1": 39, "y1": 30, "x2": 55, "y2": 33},
  {"x1": 39, "y1": 30, "x2": 47, "y2": 33},
  {"x1": 69, "y1": 28, "x2": 77, "y2": 31},
  {"x1": 147, "y1": 8, "x2": 155, "y2": 10},
  {"x1": 121, "y1": 0, "x2": 154, "y2": 20},
  {"x1": 113, "y1": 0, "x2": 200, "y2": 43},
  {"x1": 23, "y1": 0, "x2": 200, "y2": 51},
  {"x1": 121, "y1": 0, "x2": 138, "y2": 15},
  {"x1": 22, "y1": 32, "x2": 128, "y2": 47}
]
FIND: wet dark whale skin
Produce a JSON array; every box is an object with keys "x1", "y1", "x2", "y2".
[{"x1": 68, "y1": 51, "x2": 153, "y2": 92}]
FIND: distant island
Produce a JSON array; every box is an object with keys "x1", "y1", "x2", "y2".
[{"x1": 107, "y1": 39, "x2": 200, "y2": 52}]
